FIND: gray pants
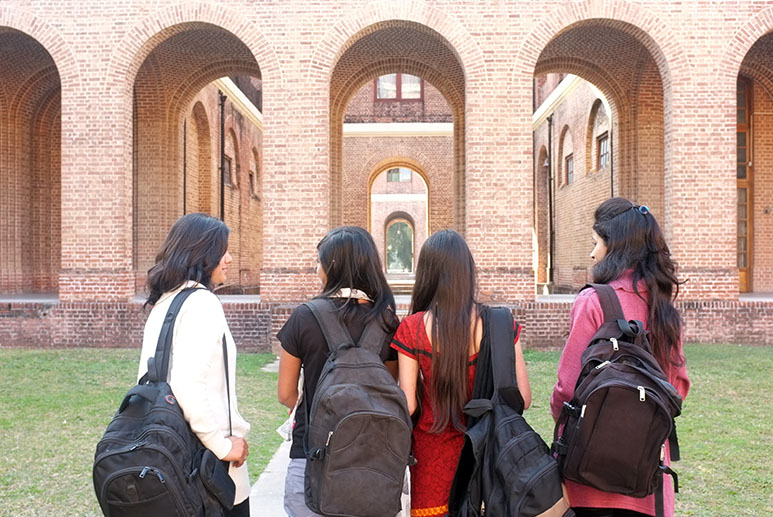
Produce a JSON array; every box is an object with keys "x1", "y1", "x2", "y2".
[
  {"x1": 283, "y1": 458, "x2": 410, "y2": 517},
  {"x1": 284, "y1": 459, "x2": 324, "y2": 517}
]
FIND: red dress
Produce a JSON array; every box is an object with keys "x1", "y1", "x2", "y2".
[{"x1": 392, "y1": 311, "x2": 520, "y2": 517}]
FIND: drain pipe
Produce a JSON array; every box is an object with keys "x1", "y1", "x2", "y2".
[
  {"x1": 610, "y1": 120, "x2": 615, "y2": 197},
  {"x1": 219, "y1": 90, "x2": 227, "y2": 221},
  {"x1": 183, "y1": 118, "x2": 187, "y2": 214},
  {"x1": 547, "y1": 114, "x2": 554, "y2": 287}
]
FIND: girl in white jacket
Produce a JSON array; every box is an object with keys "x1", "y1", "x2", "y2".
[{"x1": 138, "y1": 213, "x2": 252, "y2": 516}]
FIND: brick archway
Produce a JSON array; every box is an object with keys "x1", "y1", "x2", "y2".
[
  {"x1": 98, "y1": 4, "x2": 280, "y2": 295},
  {"x1": 722, "y1": 11, "x2": 773, "y2": 293},
  {"x1": 328, "y1": 22, "x2": 467, "y2": 236},
  {"x1": 0, "y1": 25, "x2": 65, "y2": 295},
  {"x1": 0, "y1": 8, "x2": 80, "y2": 296},
  {"x1": 129, "y1": 22, "x2": 264, "y2": 291},
  {"x1": 308, "y1": 0, "x2": 485, "y2": 236}
]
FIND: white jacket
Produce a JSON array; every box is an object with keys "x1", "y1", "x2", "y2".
[{"x1": 138, "y1": 281, "x2": 251, "y2": 504}]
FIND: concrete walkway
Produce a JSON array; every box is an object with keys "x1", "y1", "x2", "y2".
[{"x1": 250, "y1": 440, "x2": 292, "y2": 516}]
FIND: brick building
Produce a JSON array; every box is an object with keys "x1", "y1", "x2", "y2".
[{"x1": 1, "y1": 0, "x2": 772, "y2": 350}]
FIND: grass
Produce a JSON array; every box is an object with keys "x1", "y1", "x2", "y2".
[
  {"x1": 522, "y1": 344, "x2": 773, "y2": 516},
  {"x1": 0, "y1": 349, "x2": 287, "y2": 517},
  {"x1": 0, "y1": 345, "x2": 770, "y2": 516}
]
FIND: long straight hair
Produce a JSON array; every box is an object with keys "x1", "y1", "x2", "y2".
[
  {"x1": 316, "y1": 226, "x2": 397, "y2": 332},
  {"x1": 591, "y1": 197, "x2": 683, "y2": 369},
  {"x1": 145, "y1": 213, "x2": 229, "y2": 308},
  {"x1": 411, "y1": 230, "x2": 478, "y2": 433}
]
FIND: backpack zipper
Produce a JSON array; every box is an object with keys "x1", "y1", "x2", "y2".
[{"x1": 100, "y1": 465, "x2": 187, "y2": 513}]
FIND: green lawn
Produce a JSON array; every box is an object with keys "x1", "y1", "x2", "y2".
[
  {"x1": 0, "y1": 345, "x2": 770, "y2": 516},
  {"x1": 0, "y1": 349, "x2": 287, "y2": 516},
  {"x1": 522, "y1": 344, "x2": 773, "y2": 516}
]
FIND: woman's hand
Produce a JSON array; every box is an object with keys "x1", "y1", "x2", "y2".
[{"x1": 223, "y1": 436, "x2": 249, "y2": 467}]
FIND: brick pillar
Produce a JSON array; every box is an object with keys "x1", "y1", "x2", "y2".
[
  {"x1": 59, "y1": 91, "x2": 135, "y2": 302},
  {"x1": 665, "y1": 87, "x2": 737, "y2": 300}
]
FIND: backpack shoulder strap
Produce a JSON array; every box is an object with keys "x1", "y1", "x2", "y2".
[
  {"x1": 487, "y1": 306, "x2": 517, "y2": 392},
  {"x1": 355, "y1": 317, "x2": 390, "y2": 356},
  {"x1": 145, "y1": 286, "x2": 202, "y2": 383},
  {"x1": 584, "y1": 283, "x2": 625, "y2": 324},
  {"x1": 303, "y1": 298, "x2": 355, "y2": 354}
]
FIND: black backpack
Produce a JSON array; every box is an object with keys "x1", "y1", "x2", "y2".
[
  {"x1": 93, "y1": 288, "x2": 235, "y2": 516},
  {"x1": 551, "y1": 284, "x2": 682, "y2": 517},
  {"x1": 448, "y1": 306, "x2": 573, "y2": 517},
  {"x1": 302, "y1": 298, "x2": 412, "y2": 517}
]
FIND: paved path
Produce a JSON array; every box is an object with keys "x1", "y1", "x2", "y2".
[
  {"x1": 250, "y1": 440, "x2": 292, "y2": 516},
  {"x1": 250, "y1": 439, "x2": 410, "y2": 517}
]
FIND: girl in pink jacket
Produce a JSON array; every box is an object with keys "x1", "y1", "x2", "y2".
[{"x1": 550, "y1": 197, "x2": 690, "y2": 517}]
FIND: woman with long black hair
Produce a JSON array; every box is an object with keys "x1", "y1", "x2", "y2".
[
  {"x1": 550, "y1": 197, "x2": 691, "y2": 517},
  {"x1": 277, "y1": 226, "x2": 399, "y2": 517},
  {"x1": 138, "y1": 213, "x2": 252, "y2": 516},
  {"x1": 392, "y1": 230, "x2": 531, "y2": 517}
]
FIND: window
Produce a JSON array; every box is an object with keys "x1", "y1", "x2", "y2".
[
  {"x1": 386, "y1": 167, "x2": 412, "y2": 182},
  {"x1": 223, "y1": 156, "x2": 232, "y2": 186},
  {"x1": 565, "y1": 154, "x2": 574, "y2": 185},
  {"x1": 375, "y1": 74, "x2": 423, "y2": 100},
  {"x1": 249, "y1": 168, "x2": 257, "y2": 198},
  {"x1": 597, "y1": 133, "x2": 610, "y2": 169}
]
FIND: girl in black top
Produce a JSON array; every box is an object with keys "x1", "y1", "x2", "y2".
[{"x1": 277, "y1": 226, "x2": 399, "y2": 517}]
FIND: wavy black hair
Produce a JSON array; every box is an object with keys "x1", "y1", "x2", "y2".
[
  {"x1": 316, "y1": 226, "x2": 397, "y2": 332},
  {"x1": 592, "y1": 197, "x2": 683, "y2": 369},
  {"x1": 144, "y1": 213, "x2": 229, "y2": 308}
]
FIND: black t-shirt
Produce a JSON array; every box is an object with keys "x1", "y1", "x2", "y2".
[{"x1": 277, "y1": 299, "x2": 398, "y2": 458}]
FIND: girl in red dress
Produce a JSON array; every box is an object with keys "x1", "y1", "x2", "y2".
[{"x1": 391, "y1": 230, "x2": 532, "y2": 517}]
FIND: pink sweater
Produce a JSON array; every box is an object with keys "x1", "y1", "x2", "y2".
[{"x1": 550, "y1": 271, "x2": 690, "y2": 516}]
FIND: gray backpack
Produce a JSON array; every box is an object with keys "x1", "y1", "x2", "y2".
[{"x1": 303, "y1": 298, "x2": 412, "y2": 517}]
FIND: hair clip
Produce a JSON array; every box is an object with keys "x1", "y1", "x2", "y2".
[{"x1": 637, "y1": 205, "x2": 650, "y2": 215}]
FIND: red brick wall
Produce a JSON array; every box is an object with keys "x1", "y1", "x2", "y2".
[
  {"x1": 344, "y1": 80, "x2": 453, "y2": 123},
  {"x1": 2, "y1": 0, "x2": 773, "y2": 348},
  {"x1": 342, "y1": 136, "x2": 454, "y2": 235},
  {"x1": 3, "y1": 299, "x2": 772, "y2": 350}
]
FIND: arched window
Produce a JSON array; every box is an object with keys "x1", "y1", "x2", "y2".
[
  {"x1": 385, "y1": 219, "x2": 414, "y2": 273},
  {"x1": 250, "y1": 148, "x2": 260, "y2": 199},
  {"x1": 558, "y1": 125, "x2": 573, "y2": 186},
  {"x1": 586, "y1": 99, "x2": 610, "y2": 173}
]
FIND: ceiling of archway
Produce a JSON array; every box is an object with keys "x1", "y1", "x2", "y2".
[
  {"x1": 134, "y1": 25, "x2": 260, "y2": 111},
  {"x1": 330, "y1": 21, "x2": 464, "y2": 114},
  {"x1": 535, "y1": 22, "x2": 663, "y2": 106}
]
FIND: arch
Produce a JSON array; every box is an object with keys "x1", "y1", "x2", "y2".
[
  {"x1": 308, "y1": 0, "x2": 486, "y2": 85},
  {"x1": 189, "y1": 101, "x2": 212, "y2": 215},
  {"x1": 0, "y1": 7, "x2": 81, "y2": 89},
  {"x1": 129, "y1": 20, "x2": 265, "y2": 291},
  {"x1": 106, "y1": 3, "x2": 281, "y2": 96},
  {"x1": 250, "y1": 147, "x2": 261, "y2": 199},
  {"x1": 365, "y1": 157, "x2": 432, "y2": 233},
  {"x1": 328, "y1": 19, "x2": 468, "y2": 232},
  {"x1": 557, "y1": 124, "x2": 572, "y2": 186},
  {"x1": 385, "y1": 210, "x2": 416, "y2": 228},
  {"x1": 226, "y1": 128, "x2": 240, "y2": 188},
  {"x1": 727, "y1": 22, "x2": 773, "y2": 293},
  {"x1": 719, "y1": 6, "x2": 773, "y2": 82},
  {"x1": 514, "y1": 0, "x2": 689, "y2": 93},
  {"x1": 586, "y1": 99, "x2": 609, "y2": 173},
  {"x1": 0, "y1": 27, "x2": 63, "y2": 294}
]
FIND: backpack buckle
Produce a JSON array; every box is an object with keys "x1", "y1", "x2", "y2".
[{"x1": 309, "y1": 448, "x2": 326, "y2": 461}]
